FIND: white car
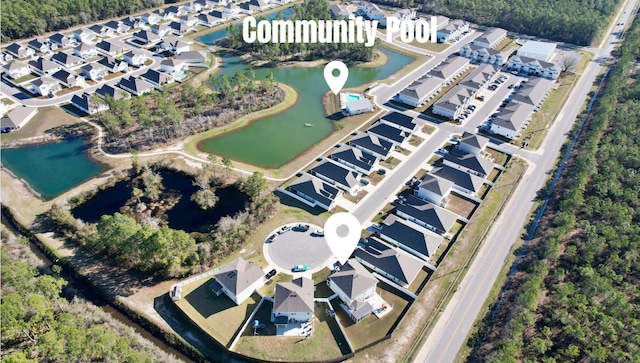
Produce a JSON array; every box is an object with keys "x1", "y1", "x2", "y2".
[{"x1": 313, "y1": 229, "x2": 324, "y2": 236}]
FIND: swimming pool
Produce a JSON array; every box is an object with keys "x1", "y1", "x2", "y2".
[{"x1": 345, "y1": 94, "x2": 362, "y2": 102}]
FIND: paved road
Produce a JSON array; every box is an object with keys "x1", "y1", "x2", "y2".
[{"x1": 413, "y1": 0, "x2": 639, "y2": 362}]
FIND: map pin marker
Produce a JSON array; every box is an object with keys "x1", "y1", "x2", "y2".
[
  {"x1": 324, "y1": 212, "x2": 361, "y2": 265},
  {"x1": 324, "y1": 61, "x2": 349, "y2": 95}
]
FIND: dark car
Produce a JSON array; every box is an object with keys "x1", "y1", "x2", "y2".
[
  {"x1": 296, "y1": 223, "x2": 309, "y2": 232},
  {"x1": 265, "y1": 269, "x2": 277, "y2": 279}
]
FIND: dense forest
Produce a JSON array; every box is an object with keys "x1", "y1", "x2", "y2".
[
  {"x1": 1, "y1": 0, "x2": 163, "y2": 41},
  {"x1": 223, "y1": 0, "x2": 377, "y2": 63},
  {"x1": 371, "y1": 0, "x2": 620, "y2": 45},
  {"x1": 0, "y1": 229, "x2": 181, "y2": 362},
  {"x1": 471, "y1": 17, "x2": 640, "y2": 362}
]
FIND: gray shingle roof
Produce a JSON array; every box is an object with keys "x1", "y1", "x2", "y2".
[
  {"x1": 492, "y1": 102, "x2": 535, "y2": 131},
  {"x1": 273, "y1": 277, "x2": 314, "y2": 314},
  {"x1": 379, "y1": 214, "x2": 443, "y2": 258},
  {"x1": 511, "y1": 77, "x2": 553, "y2": 107},
  {"x1": 430, "y1": 165, "x2": 485, "y2": 194},
  {"x1": 458, "y1": 131, "x2": 489, "y2": 151},
  {"x1": 330, "y1": 144, "x2": 377, "y2": 173},
  {"x1": 395, "y1": 195, "x2": 458, "y2": 234},
  {"x1": 347, "y1": 132, "x2": 393, "y2": 158},
  {"x1": 355, "y1": 237, "x2": 423, "y2": 286},
  {"x1": 443, "y1": 149, "x2": 495, "y2": 176},
  {"x1": 328, "y1": 259, "x2": 377, "y2": 300},
  {"x1": 419, "y1": 173, "x2": 454, "y2": 197},
  {"x1": 214, "y1": 257, "x2": 263, "y2": 295},
  {"x1": 367, "y1": 122, "x2": 407, "y2": 144},
  {"x1": 380, "y1": 111, "x2": 416, "y2": 131},
  {"x1": 287, "y1": 173, "x2": 340, "y2": 207},
  {"x1": 399, "y1": 77, "x2": 442, "y2": 101},
  {"x1": 308, "y1": 159, "x2": 359, "y2": 189},
  {"x1": 428, "y1": 56, "x2": 469, "y2": 81}
]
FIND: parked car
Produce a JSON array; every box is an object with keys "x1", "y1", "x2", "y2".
[
  {"x1": 449, "y1": 137, "x2": 460, "y2": 144},
  {"x1": 268, "y1": 234, "x2": 278, "y2": 243},
  {"x1": 377, "y1": 168, "x2": 386, "y2": 175},
  {"x1": 313, "y1": 229, "x2": 324, "y2": 236},
  {"x1": 265, "y1": 269, "x2": 277, "y2": 279},
  {"x1": 360, "y1": 178, "x2": 370, "y2": 185},
  {"x1": 292, "y1": 265, "x2": 308, "y2": 272},
  {"x1": 468, "y1": 105, "x2": 476, "y2": 110},
  {"x1": 296, "y1": 224, "x2": 309, "y2": 232},
  {"x1": 279, "y1": 225, "x2": 291, "y2": 234}
]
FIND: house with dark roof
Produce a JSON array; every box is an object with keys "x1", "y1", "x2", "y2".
[
  {"x1": 117, "y1": 76, "x2": 154, "y2": 96},
  {"x1": 179, "y1": 15, "x2": 199, "y2": 27},
  {"x1": 271, "y1": 277, "x2": 314, "y2": 334},
  {"x1": 151, "y1": 23, "x2": 172, "y2": 37},
  {"x1": 1, "y1": 105, "x2": 37, "y2": 132},
  {"x1": 98, "y1": 56, "x2": 130, "y2": 73},
  {"x1": 327, "y1": 259, "x2": 379, "y2": 323},
  {"x1": 198, "y1": 12, "x2": 222, "y2": 27},
  {"x1": 457, "y1": 131, "x2": 489, "y2": 155},
  {"x1": 80, "y1": 63, "x2": 108, "y2": 81},
  {"x1": 397, "y1": 76, "x2": 443, "y2": 107},
  {"x1": 50, "y1": 52, "x2": 83, "y2": 68},
  {"x1": 430, "y1": 165, "x2": 485, "y2": 196},
  {"x1": 5, "y1": 43, "x2": 35, "y2": 59},
  {"x1": 355, "y1": 237, "x2": 424, "y2": 287},
  {"x1": 489, "y1": 102, "x2": 535, "y2": 139},
  {"x1": 140, "y1": 69, "x2": 174, "y2": 88},
  {"x1": 195, "y1": 0, "x2": 217, "y2": 10},
  {"x1": 95, "y1": 41, "x2": 125, "y2": 57},
  {"x1": 416, "y1": 173, "x2": 454, "y2": 207},
  {"x1": 160, "y1": 37, "x2": 191, "y2": 55},
  {"x1": 239, "y1": 0, "x2": 268, "y2": 14},
  {"x1": 28, "y1": 57, "x2": 61, "y2": 76},
  {"x1": 473, "y1": 27, "x2": 507, "y2": 48},
  {"x1": 394, "y1": 195, "x2": 458, "y2": 236},
  {"x1": 141, "y1": 12, "x2": 162, "y2": 25},
  {"x1": 223, "y1": 2, "x2": 241, "y2": 15},
  {"x1": 185, "y1": 1, "x2": 204, "y2": 12},
  {"x1": 209, "y1": 10, "x2": 232, "y2": 22},
  {"x1": 377, "y1": 214, "x2": 443, "y2": 260},
  {"x1": 104, "y1": 20, "x2": 130, "y2": 34},
  {"x1": 347, "y1": 132, "x2": 393, "y2": 161},
  {"x1": 73, "y1": 43, "x2": 98, "y2": 59},
  {"x1": 132, "y1": 30, "x2": 161, "y2": 45},
  {"x1": 121, "y1": 16, "x2": 143, "y2": 29},
  {"x1": 379, "y1": 111, "x2": 417, "y2": 133},
  {"x1": 367, "y1": 122, "x2": 408, "y2": 146},
  {"x1": 209, "y1": 257, "x2": 264, "y2": 305},
  {"x1": 49, "y1": 33, "x2": 75, "y2": 48},
  {"x1": 88, "y1": 24, "x2": 114, "y2": 38},
  {"x1": 442, "y1": 149, "x2": 495, "y2": 178},
  {"x1": 51, "y1": 69, "x2": 84, "y2": 88},
  {"x1": 308, "y1": 158, "x2": 361, "y2": 193},
  {"x1": 329, "y1": 144, "x2": 378, "y2": 175},
  {"x1": 169, "y1": 21, "x2": 193, "y2": 35},
  {"x1": 164, "y1": 5, "x2": 186, "y2": 18},
  {"x1": 71, "y1": 92, "x2": 108, "y2": 115},
  {"x1": 31, "y1": 77, "x2": 61, "y2": 96},
  {"x1": 27, "y1": 38, "x2": 50, "y2": 54},
  {"x1": 3, "y1": 61, "x2": 31, "y2": 79},
  {"x1": 95, "y1": 84, "x2": 129, "y2": 100},
  {"x1": 285, "y1": 173, "x2": 342, "y2": 211}
]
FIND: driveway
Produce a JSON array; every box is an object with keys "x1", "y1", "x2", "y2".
[{"x1": 264, "y1": 224, "x2": 334, "y2": 275}]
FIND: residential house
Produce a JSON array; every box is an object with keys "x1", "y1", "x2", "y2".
[
  {"x1": 49, "y1": 33, "x2": 75, "y2": 48},
  {"x1": 472, "y1": 27, "x2": 507, "y2": 48},
  {"x1": 429, "y1": 165, "x2": 485, "y2": 196},
  {"x1": 210, "y1": 0, "x2": 229, "y2": 7},
  {"x1": 362, "y1": 3, "x2": 385, "y2": 21},
  {"x1": 164, "y1": 5, "x2": 186, "y2": 19},
  {"x1": 174, "y1": 50, "x2": 207, "y2": 63},
  {"x1": 1, "y1": 106, "x2": 37, "y2": 132},
  {"x1": 73, "y1": 43, "x2": 99, "y2": 59},
  {"x1": 209, "y1": 257, "x2": 264, "y2": 305},
  {"x1": 489, "y1": 102, "x2": 535, "y2": 139},
  {"x1": 344, "y1": 98, "x2": 373, "y2": 116},
  {"x1": 330, "y1": 4, "x2": 350, "y2": 18},
  {"x1": 457, "y1": 131, "x2": 489, "y2": 155},
  {"x1": 377, "y1": 214, "x2": 443, "y2": 261},
  {"x1": 416, "y1": 173, "x2": 454, "y2": 207},
  {"x1": 73, "y1": 28, "x2": 97, "y2": 43},
  {"x1": 394, "y1": 195, "x2": 458, "y2": 236},
  {"x1": 442, "y1": 149, "x2": 495, "y2": 178},
  {"x1": 104, "y1": 20, "x2": 130, "y2": 34},
  {"x1": 209, "y1": 10, "x2": 232, "y2": 23},
  {"x1": 80, "y1": 63, "x2": 108, "y2": 81},
  {"x1": 97, "y1": 56, "x2": 130, "y2": 73},
  {"x1": 140, "y1": 69, "x2": 174, "y2": 88},
  {"x1": 141, "y1": 12, "x2": 162, "y2": 25},
  {"x1": 508, "y1": 55, "x2": 559, "y2": 80},
  {"x1": 457, "y1": 63, "x2": 499, "y2": 95},
  {"x1": 432, "y1": 85, "x2": 474, "y2": 119},
  {"x1": 516, "y1": 40, "x2": 556, "y2": 62},
  {"x1": 198, "y1": 13, "x2": 222, "y2": 27},
  {"x1": 367, "y1": 122, "x2": 408, "y2": 146},
  {"x1": 379, "y1": 111, "x2": 417, "y2": 133},
  {"x1": 88, "y1": 24, "x2": 114, "y2": 38},
  {"x1": 329, "y1": 144, "x2": 378, "y2": 175},
  {"x1": 271, "y1": 277, "x2": 314, "y2": 333},
  {"x1": 51, "y1": 69, "x2": 84, "y2": 88},
  {"x1": 28, "y1": 57, "x2": 61, "y2": 76},
  {"x1": 459, "y1": 44, "x2": 507, "y2": 65},
  {"x1": 354, "y1": 237, "x2": 424, "y2": 287},
  {"x1": 31, "y1": 77, "x2": 61, "y2": 96},
  {"x1": 510, "y1": 77, "x2": 554, "y2": 109},
  {"x1": 327, "y1": 259, "x2": 379, "y2": 323},
  {"x1": 151, "y1": 23, "x2": 172, "y2": 37},
  {"x1": 432, "y1": 15, "x2": 450, "y2": 30},
  {"x1": 3, "y1": 61, "x2": 31, "y2": 79},
  {"x1": 132, "y1": 30, "x2": 161, "y2": 45},
  {"x1": 117, "y1": 76, "x2": 155, "y2": 96},
  {"x1": 6, "y1": 43, "x2": 35, "y2": 59},
  {"x1": 436, "y1": 19, "x2": 469, "y2": 43},
  {"x1": 427, "y1": 56, "x2": 470, "y2": 84},
  {"x1": 71, "y1": 92, "x2": 108, "y2": 115},
  {"x1": 95, "y1": 41, "x2": 125, "y2": 57},
  {"x1": 347, "y1": 132, "x2": 393, "y2": 161},
  {"x1": 169, "y1": 21, "x2": 193, "y2": 35},
  {"x1": 397, "y1": 76, "x2": 442, "y2": 107},
  {"x1": 0, "y1": 53, "x2": 13, "y2": 64},
  {"x1": 223, "y1": 3, "x2": 241, "y2": 15},
  {"x1": 195, "y1": 0, "x2": 217, "y2": 11},
  {"x1": 27, "y1": 38, "x2": 50, "y2": 54},
  {"x1": 121, "y1": 16, "x2": 143, "y2": 30},
  {"x1": 179, "y1": 15, "x2": 199, "y2": 28},
  {"x1": 160, "y1": 59, "x2": 187, "y2": 75},
  {"x1": 239, "y1": 0, "x2": 269, "y2": 14},
  {"x1": 308, "y1": 158, "x2": 361, "y2": 194},
  {"x1": 285, "y1": 173, "x2": 342, "y2": 210},
  {"x1": 162, "y1": 37, "x2": 191, "y2": 54},
  {"x1": 123, "y1": 50, "x2": 147, "y2": 67},
  {"x1": 380, "y1": 8, "x2": 416, "y2": 27},
  {"x1": 95, "y1": 84, "x2": 129, "y2": 100},
  {"x1": 50, "y1": 52, "x2": 83, "y2": 68}
]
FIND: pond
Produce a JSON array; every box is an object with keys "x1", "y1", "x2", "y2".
[
  {"x1": 72, "y1": 170, "x2": 249, "y2": 233},
  {"x1": 1, "y1": 138, "x2": 106, "y2": 200},
  {"x1": 197, "y1": 48, "x2": 413, "y2": 168}
]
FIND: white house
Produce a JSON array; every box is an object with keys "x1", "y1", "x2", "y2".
[
  {"x1": 123, "y1": 50, "x2": 147, "y2": 67},
  {"x1": 394, "y1": 195, "x2": 459, "y2": 236},
  {"x1": 432, "y1": 85, "x2": 474, "y2": 119},
  {"x1": 457, "y1": 131, "x2": 489, "y2": 155},
  {"x1": 151, "y1": 23, "x2": 172, "y2": 37},
  {"x1": 442, "y1": 149, "x2": 495, "y2": 178},
  {"x1": 271, "y1": 277, "x2": 314, "y2": 335},
  {"x1": 27, "y1": 38, "x2": 50, "y2": 54},
  {"x1": 160, "y1": 59, "x2": 187, "y2": 75},
  {"x1": 416, "y1": 173, "x2": 454, "y2": 207},
  {"x1": 132, "y1": 30, "x2": 161, "y2": 45},
  {"x1": 223, "y1": 3, "x2": 241, "y2": 15},
  {"x1": 397, "y1": 76, "x2": 443, "y2": 107},
  {"x1": 508, "y1": 55, "x2": 559, "y2": 80},
  {"x1": 489, "y1": 102, "x2": 535, "y2": 139},
  {"x1": 457, "y1": 63, "x2": 500, "y2": 94},
  {"x1": 97, "y1": 56, "x2": 130, "y2": 73},
  {"x1": 430, "y1": 165, "x2": 485, "y2": 197},
  {"x1": 436, "y1": 19, "x2": 469, "y2": 43},
  {"x1": 95, "y1": 40, "x2": 125, "y2": 57},
  {"x1": 117, "y1": 76, "x2": 154, "y2": 96},
  {"x1": 327, "y1": 259, "x2": 379, "y2": 323},
  {"x1": 50, "y1": 51, "x2": 83, "y2": 68},
  {"x1": 379, "y1": 111, "x2": 417, "y2": 133},
  {"x1": 459, "y1": 44, "x2": 507, "y2": 65},
  {"x1": 80, "y1": 63, "x2": 109, "y2": 81},
  {"x1": 140, "y1": 69, "x2": 174, "y2": 88},
  {"x1": 344, "y1": 98, "x2": 373, "y2": 116},
  {"x1": 140, "y1": 12, "x2": 162, "y2": 25},
  {"x1": 1, "y1": 105, "x2": 38, "y2": 132},
  {"x1": 71, "y1": 92, "x2": 108, "y2": 115},
  {"x1": 72, "y1": 28, "x2": 97, "y2": 43},
  {"x1": 329, "y1": 144, "x2": 378, "y2": 175},
  {"x1": 209, "y1": 257, "x2": 264, "y2": 305},
  {"x1": 73, "y1": 43, "x2": 98, "y2": 59},
  {"x1": 347, "y1": 132, "x2": 393, "y2": 161},
  {"x1": 31, "y1": 77, "x2": 61, "y2": 96},
  {"x1": 427, "y1": 56, "x2": 470, "y2": 84},
  {"x1": 5, "y1": 43, "x2": 35, "y2": 59},
  {"x1": 28, "y1": 57, "x2": 61, "y2": 76},
  {"x1": 51, "y1": 69, "x2": 84, "y2": 88},
  {"x1": 3, "y1": 61, "x2": 31, "y2": 79}
]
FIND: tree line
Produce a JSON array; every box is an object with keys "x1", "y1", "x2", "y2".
[
  {"x1": 471, "y1": 17, "x2": 640, "y2": 363},
  {"x1": 0, "y1": 231, "x2": 179, "y2": 362},
  {"x1": 1, "y1": 0, "x2": 163, "y2": 41},
  {"x1": 370, "y1": 0, "x2": 620, "y2": 46},
  {"x1": 222, "y1": 0, "x2": 378, "y2": 63}
]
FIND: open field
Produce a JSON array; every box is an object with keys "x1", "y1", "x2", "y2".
[{"x1": 1, "y1": 106, "x2": 83, "y2": 143}]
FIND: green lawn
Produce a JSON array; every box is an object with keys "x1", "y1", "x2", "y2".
[
  {"x1": 175, "y1": 278, "x2": 261, "y2": 346},
  {"x1": 380, "y1": 156, "x2": 401, "y2": 170}
]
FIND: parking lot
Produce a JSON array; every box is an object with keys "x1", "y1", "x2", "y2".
[{"x1": 264, "y1": 223, "x2": 334, "y2": 275}]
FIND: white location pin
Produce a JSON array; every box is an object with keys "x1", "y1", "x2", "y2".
[
  {"x1": 324, "y1": 61, "x2": 349, "y2": 95},
  {"x1": 324, "y1": 212, "x2": 361, "y2": 265}
]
